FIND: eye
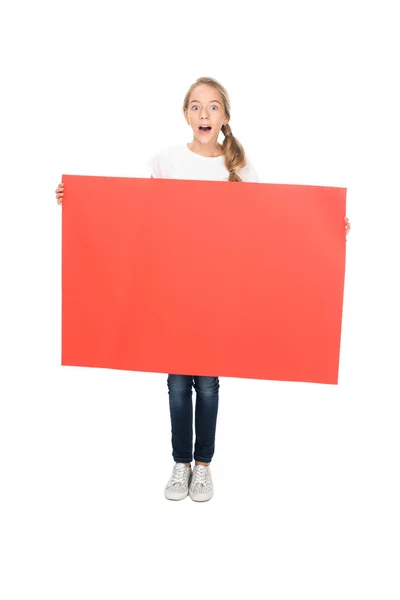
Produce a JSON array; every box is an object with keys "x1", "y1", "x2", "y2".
[{"x1": 191, "y1": 105, "x2": 219, "y2": 110}]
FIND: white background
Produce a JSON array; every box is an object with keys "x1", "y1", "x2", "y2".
[{"x1": 1, "y1": 0, "x2": 399, "y2": 598}]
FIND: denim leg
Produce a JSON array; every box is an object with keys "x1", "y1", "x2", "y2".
[
  {"x1": 193, "y1": 376, "x2": 220, "y2": 463},
  {"x1": 167, "y1": 374, "x2": 194, "y2": 463}
]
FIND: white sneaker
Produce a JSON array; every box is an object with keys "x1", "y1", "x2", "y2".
[
  {"x1": 164, "y1": 463, "x2": 192, "y2": 501},
  {"x1": 189, "y1": 464, "x2": 214, "y2": 502}
]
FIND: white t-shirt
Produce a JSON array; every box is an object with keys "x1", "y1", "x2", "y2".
[{"x1": 147, "y1": 143, "x2": 259, "y2": 182}]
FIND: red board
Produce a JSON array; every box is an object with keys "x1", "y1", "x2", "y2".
[{"x1": 61, "y1": 175, "x2": 346, "y2": 384}]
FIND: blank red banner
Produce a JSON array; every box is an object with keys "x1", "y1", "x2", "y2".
[{"x1": 61, "y1": 175, "x2": 346, "y2": 384}]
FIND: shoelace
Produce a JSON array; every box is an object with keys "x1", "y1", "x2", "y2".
[
  {"x1": 170, "y1": 465, "x2": 189, "y2": 486},
  {"x1": 192, "y1": 466, "x2": 209, "y2": 487}
]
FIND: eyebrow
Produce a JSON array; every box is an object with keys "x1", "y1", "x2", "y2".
[{"x1": 190, "y1": 100, "x2": 221, "y2": 104}]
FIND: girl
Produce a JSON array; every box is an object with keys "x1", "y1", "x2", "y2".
[{"x1": 56, "y1": 76, "x2": 351, "y2": 504}]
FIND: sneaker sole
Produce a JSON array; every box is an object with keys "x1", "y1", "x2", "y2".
[
  {"x1": 164, "y1": 490, "x2": 189, "y2": 501},
  {"x1": 189, "y1": 491, "x2": 213, "y2": 502}
]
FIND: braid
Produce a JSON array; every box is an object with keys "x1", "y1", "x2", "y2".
[{"x1": 222, "y1": 123, "x2": 246, "y2": 182}]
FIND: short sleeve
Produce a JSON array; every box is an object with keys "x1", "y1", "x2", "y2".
[
  {"x1": 147, "y1": 150, "x2": 166, "y2": 178},
  {"x1": 242, "y1": 157, "x2": 260, "y2": 183}
]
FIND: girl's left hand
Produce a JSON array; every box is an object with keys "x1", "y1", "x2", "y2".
[{"x1": 344, "y1": 216, "x2": 351, "y2": 239}]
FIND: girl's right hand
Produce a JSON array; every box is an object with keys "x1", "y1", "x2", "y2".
[{"x1": 56, "y1": 182, "x2": 63, "y2": 205}]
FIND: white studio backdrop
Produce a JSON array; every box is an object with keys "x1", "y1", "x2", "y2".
[{"x1": 1, "y1": 1, "x2": 399, "y2": 599}]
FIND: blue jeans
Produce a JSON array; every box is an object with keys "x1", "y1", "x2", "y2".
[{"x1": 167, "y1": 374, "x2": 219, "y2": 464}]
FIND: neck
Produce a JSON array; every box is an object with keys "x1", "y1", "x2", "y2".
[{"x1": 188, "y1": 140, "x2": 224, "y2": 158}]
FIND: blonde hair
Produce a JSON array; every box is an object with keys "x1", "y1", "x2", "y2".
[{"x1": 183, "y1": 76, "x2": 247, "y2": 182}]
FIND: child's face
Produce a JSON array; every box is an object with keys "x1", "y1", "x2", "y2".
[{"x1": 186, "y1": 84, "x2": 227, "y2": 145}]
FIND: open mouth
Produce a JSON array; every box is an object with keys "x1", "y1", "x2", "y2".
[{"x1": 198, "y1": 125, "x2": 212, "y2": 134}]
